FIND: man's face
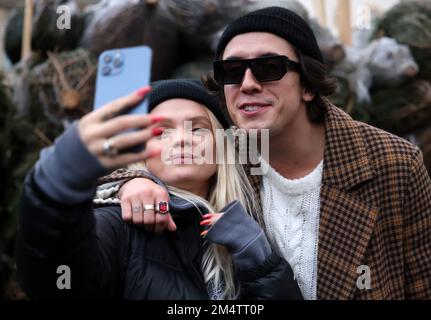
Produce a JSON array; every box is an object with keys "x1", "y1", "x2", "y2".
[{"x1": 222, "y1": 32, "x2": 314, "y2": 136}]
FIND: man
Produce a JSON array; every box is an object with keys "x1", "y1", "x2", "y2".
[{"x1": 97, "y1": 7, "x2": 431, "y2": 299}]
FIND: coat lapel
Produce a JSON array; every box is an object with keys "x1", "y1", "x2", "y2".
[
  {"x1": 317, "y1": 185, "x2": 379, "y2": 299},
  {"x1": 317, "y1": 102, "x2": 378, "y2": 299}
]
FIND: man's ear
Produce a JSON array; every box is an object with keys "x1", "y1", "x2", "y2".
[{"x1": 302, "y1": 87, "x2": 315, "y2": 102}]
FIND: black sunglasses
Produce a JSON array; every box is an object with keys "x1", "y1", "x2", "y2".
[{"x1": 213, "y1": 55, "x2": 301, "y2": 85}]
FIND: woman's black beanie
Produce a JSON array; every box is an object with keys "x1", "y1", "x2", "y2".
[{"x1": 148, "y1": 79, "x2": 230, "y2": 129}]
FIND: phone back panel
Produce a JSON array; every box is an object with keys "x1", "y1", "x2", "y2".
[{"x1": 94, "y1": 46, "x2": 152, "y2": 114}]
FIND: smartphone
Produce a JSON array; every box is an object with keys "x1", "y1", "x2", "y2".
[
  {"x1": 94, "y1": 45, "x2": 152, "y2": 152},
  {"x1": 94, "y1": 45, "x2": 152, "y2": 114}
]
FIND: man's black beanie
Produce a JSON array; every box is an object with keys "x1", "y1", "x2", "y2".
[
  {"x1": 216, "y1": 6, "x2": 324, "y2": 63},
  {"x1": 148, "y1": 79, "x2": 230, "y2": 129}
]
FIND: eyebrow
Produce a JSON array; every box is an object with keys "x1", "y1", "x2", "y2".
[
  {"x1": 225, "y1": 52, "x2": 281, "y2": 60},
  {"x1": 187, "y1": 116, "x2": 212, "y2": 125},
  {"x1": 160, "y1": 116, "x2": 212, "y2": 127},
  {"x1": 158, "y1": 118, "x2": 174, "y2": 126}
]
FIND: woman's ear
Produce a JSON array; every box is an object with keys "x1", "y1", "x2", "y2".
[{"x1": 302, "y1": 87, "x2": 315, "y2": 102}]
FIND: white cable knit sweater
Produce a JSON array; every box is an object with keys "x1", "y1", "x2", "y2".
[{"x1": 260, "y1": 157, "x2": 323, "y2": 300}]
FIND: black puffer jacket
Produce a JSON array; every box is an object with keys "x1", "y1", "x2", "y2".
[{"x1": 16, "y1": 123, "x2": 302, "y2": 300}]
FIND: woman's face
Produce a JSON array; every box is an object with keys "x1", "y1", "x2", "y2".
[{"x1": 146, "y1": 99, "x2": 218, "y2": 196}]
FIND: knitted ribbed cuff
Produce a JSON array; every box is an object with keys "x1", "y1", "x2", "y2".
[{"x1": 206, "y1": 200, "x2": 271, "y2": 270}]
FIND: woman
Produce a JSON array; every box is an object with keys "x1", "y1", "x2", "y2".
[{"x1": 16, "y1": 79, "x2": 301, "y2": 299}]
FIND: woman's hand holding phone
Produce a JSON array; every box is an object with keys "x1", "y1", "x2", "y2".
[{"x1": 78, "y1": 86, "x2": 165, "y2": 170}]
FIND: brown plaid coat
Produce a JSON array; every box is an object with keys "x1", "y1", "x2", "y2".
[{"x1": 99, "y1": 102, "x2": 431, "y2": 300}]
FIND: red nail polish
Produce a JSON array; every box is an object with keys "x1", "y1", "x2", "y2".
[
  {"x1": 136, "y1": 86, "x2": 151, "y2": 97},
  {"x1": 203, "y1": 214, "x2": 213, "y2": 219},
  {"x1": 200, "y1": 220, "x2": 211, "y2": 226},
  {"x1": 151, "y1": 127, "x2": 165, "y2": 136}
]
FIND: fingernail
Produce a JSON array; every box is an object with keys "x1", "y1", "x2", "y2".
[
  {"x1": 136, "y1": 86, "x2": 151, "y2": 97},
  {"x1": 200, "y1": 231, "x2": 208, "y2": 237},
  {"x1": 202, "y1": 214, "x2": 213, "y2": 219},
  {"x1": 200, "y1": 220, "x2": 211, "y2": 226},
  {"x1": 150, "y1": 116, "x2": 165, "y2": 124},
  {"x1": 151, "y1": 127, "x2": 165, "y2": 136}
]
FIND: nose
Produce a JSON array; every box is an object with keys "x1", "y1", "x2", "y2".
[
  {"x1": 171, "y1": 125, "x2": 193, "y2": 149},
  {"x1": 240, "y1": 68, "x2": 263, "y2": 94}
]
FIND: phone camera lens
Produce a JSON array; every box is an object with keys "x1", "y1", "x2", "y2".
[
  {"x1": 102, "y1": 66, "x2": 111, "y2": 75},
  {"x1": 113, "y1": 58, "x2": 123, "y2": 68},
  {"x1": 103, "y1": 55, "x2": 112, "y2": 64}
]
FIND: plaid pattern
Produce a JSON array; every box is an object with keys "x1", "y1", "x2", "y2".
[
  {"x1": 248, "y1": 101, "x2": 431, "y2": 299},
  {"x1": 98, "y1": 101, "x2": 431, "y2": 300},
  {"x1": 97, "y1": 168, "x2": 153, "y2": 185}
]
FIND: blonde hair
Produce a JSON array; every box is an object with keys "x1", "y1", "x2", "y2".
[{"x1": 130, "y1": 106, "x2": 260, "y2": 299}]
